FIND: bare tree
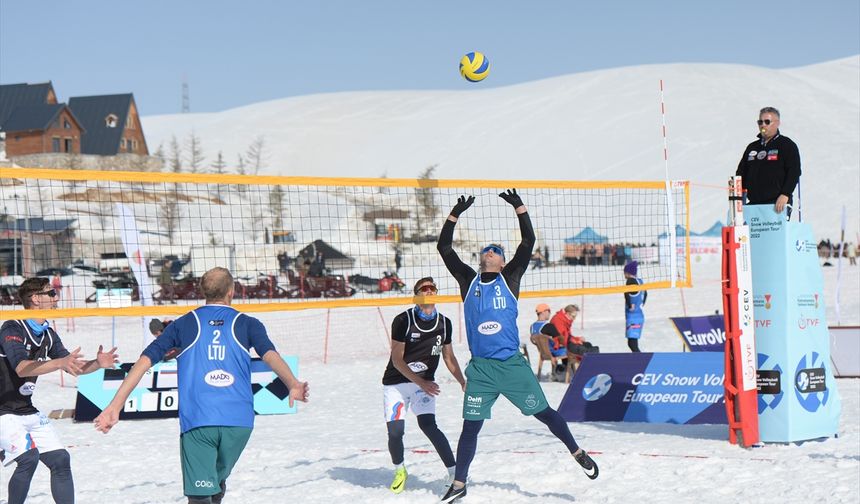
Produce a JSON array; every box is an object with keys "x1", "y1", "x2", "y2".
[
  {"x1": 211, "y1": 151, "x2": 227, "y2": 175},
  {"x1": 169, "y1": 136, "x2": 182, "y2": 173},
  {"x1": 245, "y1": 136, "x2": 267, "y2": 175},
  {"x1": 269, "y1": 185, "x2": 285, "y2": 231},
  {"x1": 414, "y1": 164, "x2": 439, "y2": 241},
  {"x1": 65, "y1": 152, "x2": 82, "y2": 191},
  {"x1": 153, "y1": 143, "x2": 166, "y2": 171},
  {"x1": 185, "y1": 130, "x2": 205, "y2": 173}
]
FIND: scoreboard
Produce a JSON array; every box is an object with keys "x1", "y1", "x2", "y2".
[{"x1": 74, "y1": 355, "x2": 299, "y2": 422}]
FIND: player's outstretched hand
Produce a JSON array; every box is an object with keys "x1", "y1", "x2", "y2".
[
  {"x1": 499, "y1": 188, "x2": 524, "y2": 208},
  {"x1": 288, "y1": 381, "x2": 310, "y2": 407},
  {"x1": 94, "y1": 407, "x2": 119, "y2": 434},
  {"x1": 450, "y1": 195, "x2": 475, "y2": 217},
  {"x1": 59, "y1": 347, "x2": 86, "y2": 376},
  {"x1": 96, "y1": 345, "x2": 119, "y2": 369}
]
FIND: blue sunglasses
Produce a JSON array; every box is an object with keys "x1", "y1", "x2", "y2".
[{"x1": 481, "y1": 245, "x2": 505, "y2": 258}]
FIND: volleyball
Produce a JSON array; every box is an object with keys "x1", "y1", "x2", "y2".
[{"x1": 459, "y1": 51, "x2": 490, "y2": 82}]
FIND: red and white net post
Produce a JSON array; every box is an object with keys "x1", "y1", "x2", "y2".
[{"x1": 721, "y1": 176, "x2": 760, "y2": 446}]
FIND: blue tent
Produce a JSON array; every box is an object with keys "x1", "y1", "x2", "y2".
[
  {"x1": 657, "y1": 224, "x2": 690, "y2": 239},
  {"x1": 564, "y1": 227, "x2": 608, "y2": 244},
  {"x1": 699, "y1": 221, "x2": 724, "y2": 237}
]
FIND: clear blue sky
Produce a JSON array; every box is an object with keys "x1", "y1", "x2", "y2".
[{"x1": 2, "y1": 1, "x2": 858, "y2": 115}]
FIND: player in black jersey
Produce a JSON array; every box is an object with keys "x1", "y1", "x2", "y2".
[
  {"x1": 382, "y1": 276, "x2": 466, "y2": 494},
  {"x1": 0, "y1": 277, "x2": 118, "y2": 504}
]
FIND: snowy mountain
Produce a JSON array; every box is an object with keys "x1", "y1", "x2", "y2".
[{"x1": 142, "y1": 57, "x2": 860, "y2": 240}]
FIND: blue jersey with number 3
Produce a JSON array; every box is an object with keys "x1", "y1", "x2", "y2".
[
  {"x1": 463, "y1": 275, "x2": 520, "y2": 360},
  {"x1": 142, "y1": 304, "x2": 276, "y2": 433}
]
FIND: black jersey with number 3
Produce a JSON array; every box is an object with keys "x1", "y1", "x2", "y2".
[
  {"x1": 382, "y1": 309, "x2": 453, "y2": 385},
  {"x1": 0, "y1": 320, "x2": 70, "y2": 416}
]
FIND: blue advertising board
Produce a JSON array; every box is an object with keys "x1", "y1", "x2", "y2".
[
  {"x1": 558, "y1": 352, "x2": 726, "y2": 424},
  {"x1": 74, "y1": 355, "x2": 299, "y2": 422},
  {"x1": 670, "y1": 315, "x2": 726, "y2": 352},
  {"x1": 745, "y1": 205, "x2": 841, "y2": 442}
]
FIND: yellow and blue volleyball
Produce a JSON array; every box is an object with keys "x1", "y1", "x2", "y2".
[{"x1": 459, "y1": 52, "x2": 490, "y2": 82}]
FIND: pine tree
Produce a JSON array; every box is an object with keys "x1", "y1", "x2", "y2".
[
  {"x1": 414, "y1": 164, "x2": 439, "y2": 241},
  {"x1": 185, "y1": 131, "x2": 205, "y2": 173},
  {"x1": 245, "y1": 136, "x2": 267, "y2": 175}
]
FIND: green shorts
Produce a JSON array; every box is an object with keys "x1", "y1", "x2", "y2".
[
  {"x1": 180, "y1": 426, "x2": 253, "y2": 497},
  {"x1": 462, "y1": 353, "x2": 548, "y2": 420}
]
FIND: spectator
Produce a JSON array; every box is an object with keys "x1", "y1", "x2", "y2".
[
  {"x1": 848, "y1": 242, "x2": 857, "y2": 266},
  {"x1": 149, "y1": 319, "x2": 180, "y2": 361},
  {"x1": 308, "y1": 252, "x2": 325, "y2": 277},
  {"x1": 530, "y1": 303, "x2": 568, "y2": 381},
  {"x1": 394, "y1": 248, "x2": 403, "y2": 275},
  {"x1": 159, "y1": 260, "x2": 175, "y2": 304},
  {"x1": 549, "y1": 304, "x2": 599, "y2": 357},
  {"x1": 623, "y1": 261, "x2": 647, "y2": 352}
]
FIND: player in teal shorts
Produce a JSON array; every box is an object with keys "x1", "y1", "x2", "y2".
[{"x1": 438, "y1": 190, "x2": 599, "y2": 503}]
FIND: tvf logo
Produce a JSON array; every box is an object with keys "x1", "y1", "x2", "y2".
[{"x1": 798, "y1": 318, "x2": 820, "y2": 330}]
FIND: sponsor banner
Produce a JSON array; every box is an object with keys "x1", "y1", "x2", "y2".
[
  {"x1": 74, "y1": 355, "x2": 299, "y2": 421},
  {"x1": 558, "y1": 352, "x2": 726, "y2": 424},
  {"x1": 670, "y1": 315, "x2": 726, "y2": 352},
  {"x1": 659, "y1": 236, "x2": 722, "y2": 265},
  {"x1": 746, "y1": 205, "x2": 842, "y2": 442}
]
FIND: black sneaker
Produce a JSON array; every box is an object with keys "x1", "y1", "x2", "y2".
[
  {"x1": 440, "y1": 483, "x2": 467, "y2": 503},
  {"x1": 574, "y1": 450, "x2": 599, "y2": 480}
]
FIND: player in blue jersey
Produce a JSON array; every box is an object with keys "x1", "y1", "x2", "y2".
[
  {"x1": 94, "y1": 267, "x2": 309, "y2": 504},
  {"x1": 437, "y1": 190, "x2": 598, "y2": 503},
  {"x1": 623, "y1": 261, "x2": 647, "y2": 352}
]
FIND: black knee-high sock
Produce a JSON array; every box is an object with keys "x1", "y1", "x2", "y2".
[
  {"x1": 386, "y1": 420, "x2": 406, "y2": 465},
  {"x1": 628, "y1": 338, "x2": 641, "y2": 352},
  {"x1": 8, "y1": 449, "x2": 39, "y2": 504},
  {"x1": 40, "y1": 449, "x2": 75, "y2": 504},
  {"x1": 534, "y1": 407, "x2": 580, "y2": 454},
  {"x1": 454, "y1": 420, "x2": 483, "y2": 483},
  {"x1": 416, "y1": 414, "x2": 455, "y2": 468}
]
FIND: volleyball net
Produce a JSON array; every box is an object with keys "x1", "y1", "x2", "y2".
[{"x1": 0, "y1": 167, "x2": 690, "y2": 319}]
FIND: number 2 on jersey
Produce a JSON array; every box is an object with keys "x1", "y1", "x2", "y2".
[{"x1": 208, "y1": 329, "x2": 225, "y2": 360}]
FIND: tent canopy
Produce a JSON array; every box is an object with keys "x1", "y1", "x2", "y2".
[{"x1": 564, "y1": 227, "x2": 608, "y2": 244}]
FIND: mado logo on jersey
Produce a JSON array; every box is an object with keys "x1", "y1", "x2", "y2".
[
  {"x1": 582, "y1": 373, "x2": 612, "y2": 401},
  {"x1": 794, "y1": 353, "x2": 828, "y2": 412},
  {"x1": 204, "y1": 369, "x2": 235, "y2": 387},
  {"x1": 408, "y1": 362, "x2": 428, "y2": 373},
  {"x1": 478, "y1": 321, "x2": 502, "y2": 335},
  {"x1": 18, "y1": 382, "x2": 36, "y2": 396}
]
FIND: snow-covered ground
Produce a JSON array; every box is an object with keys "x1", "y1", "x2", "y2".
[{"x1": 1, "y1": 261, "x2": 858, "y2": 503}]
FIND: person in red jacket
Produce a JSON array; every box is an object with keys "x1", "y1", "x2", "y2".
[{"x1": 549, "y1": 305, "x2": 599, "y2": 356}]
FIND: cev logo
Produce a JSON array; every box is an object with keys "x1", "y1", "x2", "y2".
[
  {"x1": 204, "y1": 370, "x2": 235, "y2": 387},
  {"x1": 582, "y1": 374, "x2": 612, "y2": 401},
  {"x1": 478, "y1": 321, "x2": 502, "y2": 335}
]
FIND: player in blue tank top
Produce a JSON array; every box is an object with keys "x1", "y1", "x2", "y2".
[
  {"x1": 95, "y1": 267, "x2": 309, "y2": 504},
  {"x1": 438, "y1": 190, "x2": 599, "y2": 503},
  {"x1": 623, "y1": 261, "x2": 647, "y2": 352}
]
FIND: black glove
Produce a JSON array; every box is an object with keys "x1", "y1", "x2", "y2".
[
  {"x1": 450, "y1": 195, "x2": 475, "y2": 217},
  {"x1": 499, "y1": 188, "x2": 524, "y2": 208}
]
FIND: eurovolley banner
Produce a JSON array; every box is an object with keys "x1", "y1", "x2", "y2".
[
  {"x1": 557, "y1": 353, "x2": 726, "y2": 424},
  {"x1": 745, "y1": 205, "x2": 841, "y2": 442},
  {"x1": 74, "y1": 355, "x2": 299, "y2": 422},
  {"x1": 670, "y1": 315, "x2": 726, "y2": 352}
]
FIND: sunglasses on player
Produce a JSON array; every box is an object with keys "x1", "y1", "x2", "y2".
[
  {"x1": 37, "y1": 289, "x2": 58, "y2": 298},
  {"x1": 757, "y1": 119, "x2": 773, "y2": 126},
  {"x1": 481, "y1": 245, "x2": 505, "y2": 257}
]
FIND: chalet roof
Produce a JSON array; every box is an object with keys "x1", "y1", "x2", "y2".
[
  {"x1": 0, "y1": 217, "x2": 77, "y2": 233},
  {"x1": 0, "y1": 82, "x2": 56, "y2": 128},
  {"x1": 0, "y1": 103, "x2": 83, "y2": 133},
  {"x1": 363, "y1": 209, "x2": 411, "y2": 221},
  {"x1": 68, "y1": 94, "x2": 134, "y2": 155},
  {"x1": 298, "y1": 239, "x2": 353, "y2": 261}
]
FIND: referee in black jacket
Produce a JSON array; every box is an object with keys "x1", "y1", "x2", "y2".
[{"x1": 736, "y1": 106, "x2": 801, "y2": 218}]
